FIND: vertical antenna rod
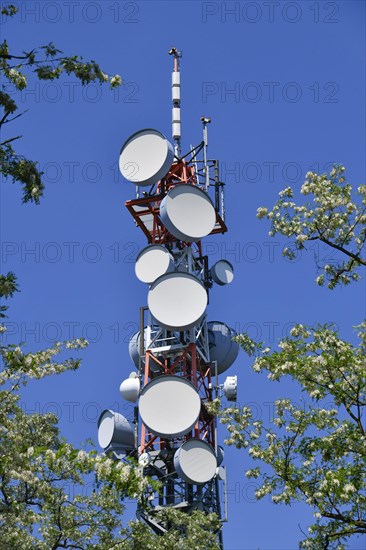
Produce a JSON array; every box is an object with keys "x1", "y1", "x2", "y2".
[
  {"x1": 169, "y1": 47, "x2": 182, "y2": 158},
  {"x1": 201, "y1": 116, "x2": 211, "y2": 191}
]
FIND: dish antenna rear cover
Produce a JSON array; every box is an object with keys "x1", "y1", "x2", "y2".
[{"x1": 208, "y1": 321, "x2": 239, "y2": 375}]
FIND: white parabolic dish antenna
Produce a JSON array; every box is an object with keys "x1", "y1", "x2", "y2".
[
  {"x1": 119, "y1": 129, "x2": 174, "y2": 187},
  {"x1": 148, "y1": 272, "x2": 208, "y2": 331},
  {"x1": 174, "y1": 439, "x2": 217, "y2": 484},
  {"x1": 160, "y1": 183, "x2": 216, "y2": 242},
  {"x1": 139, "y1": 376, "x2": 201, "y2": 438},
  {"x1": 135, "y1": 245, "x2": 174, "y2": 284},
  {"x1": 97, "y1": 409, "x2": 135, "y2": 450},
  {"x1": 211, "y1": 260, "x2": 234, "y2": 286}
]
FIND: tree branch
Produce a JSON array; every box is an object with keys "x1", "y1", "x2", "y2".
[
  {"x1": 0, "y1": 111, "x2": 11, "y2": 126},
  {"x1": 2, "y1": 109, "x2": 29, "y2": 125},
  {"x1": 340, "y1": 205, "x2": 366, "y2": 247},
  {"x1": 321, "y1": 510, "x2": 366, "y2": 529},
  {"x1": 1, "y1": 135, "x2": 22, "y2": 146},
  {"x1": 315, "y1": 224, "x2": 366, "y2": 266}
]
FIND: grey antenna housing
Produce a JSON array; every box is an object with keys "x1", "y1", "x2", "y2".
[
  {"x1": 208, "y1": 321, "x2": 239, "y2": 375},
  {"x1": 211, "y1": 260, "x2": 234, "y2": 286},
  {"x1": 97, "y1": 409, "x2": 135, "y2": 450}
]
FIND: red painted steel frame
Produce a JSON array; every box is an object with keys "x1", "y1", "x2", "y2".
[
  {"x1": 125, "y1": 161, "x2": 227, "y2": 244},
  {"x1": 129, "y1": 160, "x2": 218, "y2": 472},
  {"x1": 139, "y1": 343, "x2": 215, "y2": 454}
]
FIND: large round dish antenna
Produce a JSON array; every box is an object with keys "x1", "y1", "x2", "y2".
[
  {"x1": 174, "y1": 439, "x2": 217, "y2": 484},
  {"x1": 208, "y1": 321, "x2": 239, "y2": 375},
  {"x1": 135, "y1": 245, "x2": 174, "y2": 284},
  {"x1": 160, "y1": 184, "x2": 216, "y2": 242},
  {"x1": 211, "y1": 260, "x2": 234, "y2": 286},
  {"x1": 97, "y1": 409, "x2": 135, "y2": 450},
  {"x1": 139, "y1": 376, "x2": 201, "y2": 438},
  {"x1": 119, "y1": 129, "x2": 174, "y2": 187},
  {"x1": 148, "y1": 272, "x2": 207, "y2": 331}
]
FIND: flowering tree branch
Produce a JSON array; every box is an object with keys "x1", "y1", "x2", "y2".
[
  {"x1": 257, "y1": 165, "x2": 366, "y2": 288},
  {"x1": 0, "y1": 5, "x2": 122, "y2": 204},
  {"x1": 221, "y1": 323, "x2": 366, "y2": 549}
]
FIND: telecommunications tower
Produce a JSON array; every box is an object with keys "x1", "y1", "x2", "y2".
[{"x1": 97, "y1": 49, "x2": 239, "y2": 548}]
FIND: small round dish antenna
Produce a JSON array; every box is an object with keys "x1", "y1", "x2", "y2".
[
  {"x1": 135, "y1": 244, "x2": 174, "y2": 284},
  {"x1": 216, "y1": 466, "x2": 226, "y2": 481},
  {"x1": 174, "y1": 439, "x2": 217, "y2": 484},
  {"x1": 160, "y1": 183, "x2": 216, "y2": 241},
  {"x1": 208, "y1": 321, "x2": 239, "y2": 375},
  {"x1": 119, "y1": 129, "x2": 174, "y2": 187},
  {"x1": 211, "y1": 260, "x2": 234, "y2": 286},
  {"x1": 139, "y1": 375, "x2": 201, "y2": 438},
  {"x1": 97, "y1": 409, "x2": 135, "y2": 450},
  {"x1": 148, "y1": 272, "x2": 207, "y2": 331}
]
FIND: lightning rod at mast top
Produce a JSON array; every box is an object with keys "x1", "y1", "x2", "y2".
[{"x1": 169, "y1": 47, "x2": 182, "y2": 158}]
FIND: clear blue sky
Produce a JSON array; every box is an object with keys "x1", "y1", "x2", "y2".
[{"x1": 1, "y1": 1, "x2": 365, "y2": 548}]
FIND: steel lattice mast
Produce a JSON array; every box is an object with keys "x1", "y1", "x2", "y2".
[{"x1": 97, "y1": 49, "x2": 239, "y2": 549}]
